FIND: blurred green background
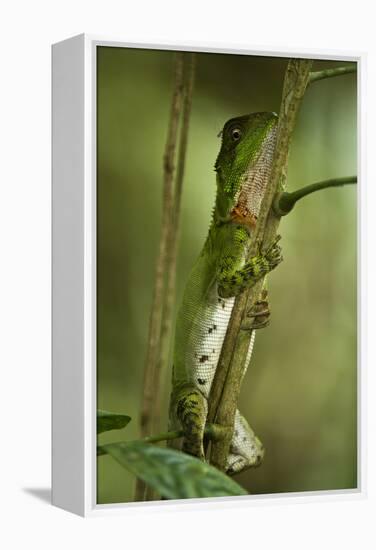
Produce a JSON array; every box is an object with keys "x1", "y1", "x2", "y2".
[{"x1": 96, "y1": 47, "x2": 357, "y2": 504}]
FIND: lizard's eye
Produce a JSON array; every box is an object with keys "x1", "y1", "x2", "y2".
[{"x1": 231, "y1": 127, "x2": 242, "y2": 141}]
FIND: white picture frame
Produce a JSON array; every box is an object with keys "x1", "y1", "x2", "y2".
[{"x1": 52, "y1": 33, "x2": 365, "y2": 517}]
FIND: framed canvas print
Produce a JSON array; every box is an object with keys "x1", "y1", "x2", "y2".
[{"x1": 52, "y1": 34, "x2": 363, "y2": 516}]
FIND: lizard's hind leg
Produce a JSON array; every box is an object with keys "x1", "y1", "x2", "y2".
[
  {"x1": 226, "y1": 410, "x2": 264, "y2": 475},
  {"x1": 174, "y1": 384, "x2": 208, "y2": 461}
]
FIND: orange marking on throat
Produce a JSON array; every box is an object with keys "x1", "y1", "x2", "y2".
[{"x1": 230, "y1": 206, "x2": 257, "y2": 228}]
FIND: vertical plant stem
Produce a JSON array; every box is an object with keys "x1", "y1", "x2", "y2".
[
  {"x1": 135, "y1": 53, "x2": 185, "y2": 501},
  {"x1": 135, "y1": 53, "x2": 196, "y2": 502},
  {"x1": 153, "y1": 53, "x2": 196, "y2": 432},
  {"x1": 209, "y1": 59, "x2": 314, "y2": 471},
  {"x1": 143, "y1": 54, "x2": 196, "y2": 502}
]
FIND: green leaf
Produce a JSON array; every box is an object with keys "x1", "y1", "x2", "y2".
[
  {"x1": 97, "y1": 409, "x2": 131, "y2": 434},
  {"x1": 101, "y1": 440, "x2": 247, "y2": 499}
]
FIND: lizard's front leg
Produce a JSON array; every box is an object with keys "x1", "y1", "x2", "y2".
[{"x1": 218, "y1": 236, "x2": 282, "y2": 299}]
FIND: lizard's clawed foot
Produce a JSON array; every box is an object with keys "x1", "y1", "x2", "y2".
[
  {"x1": 242, "y1": 290, "x2": 271, "y2": 330},
  {"x1": 246, "y1": 302, "x2": 270, "y2": 330},
  {"x1": 264, "y1": 234, "x2": 283, "y2": 271},
  {"x1": 176, "y1": 386, "x2": 208, "y2": 461}
]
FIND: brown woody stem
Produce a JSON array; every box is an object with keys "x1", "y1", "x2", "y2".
[
  {"x1": 135, "y1": 53, "x2": 185, "y2": 502},
  {"x1": 208, "y1": 59, "x2": 314, "y2": 472}
]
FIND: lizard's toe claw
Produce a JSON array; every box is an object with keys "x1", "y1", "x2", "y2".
[{"x1": 267, "y1": 246, "x2": 282, "y2": 269}]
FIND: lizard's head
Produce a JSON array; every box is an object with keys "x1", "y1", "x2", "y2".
[{"x1": 214, "y1": 112, "x2": 278, "y2": 228}]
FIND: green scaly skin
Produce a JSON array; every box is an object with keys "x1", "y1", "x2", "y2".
[{"x1": 169, "y1": 112, "x2": 283, "y2": 474}]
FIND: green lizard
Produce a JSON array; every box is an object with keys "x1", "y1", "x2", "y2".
[{"x1": 169, "y1": 111, "x2": 283, "y2": 475}]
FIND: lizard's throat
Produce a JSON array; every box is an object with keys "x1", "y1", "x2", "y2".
[{"x1": 230, "y1": 126, "x2": 277, "y2": 228}]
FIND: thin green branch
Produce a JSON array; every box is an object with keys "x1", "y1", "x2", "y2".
[
  {"x1": 143, "y1": 429, "x2": 183, "y2": 444},
  {"x1": 98, "y1": 423, "x2": 225, "y2": 456},
  {"x1": 98, "y1": 431, "x2": 184, "y2": 457},
  {"x1": 143, "y1": 422, "x2": 225, "y2": 444},
  {"x1": 308, "y1": 65, "x2": 356, "y2": 84},
  {"x1": 208, "y1": 59, "x2": 314, "y2": 472},
  {"x1": 274, "y1": 175, "x2": 357, "y2": 215}
]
